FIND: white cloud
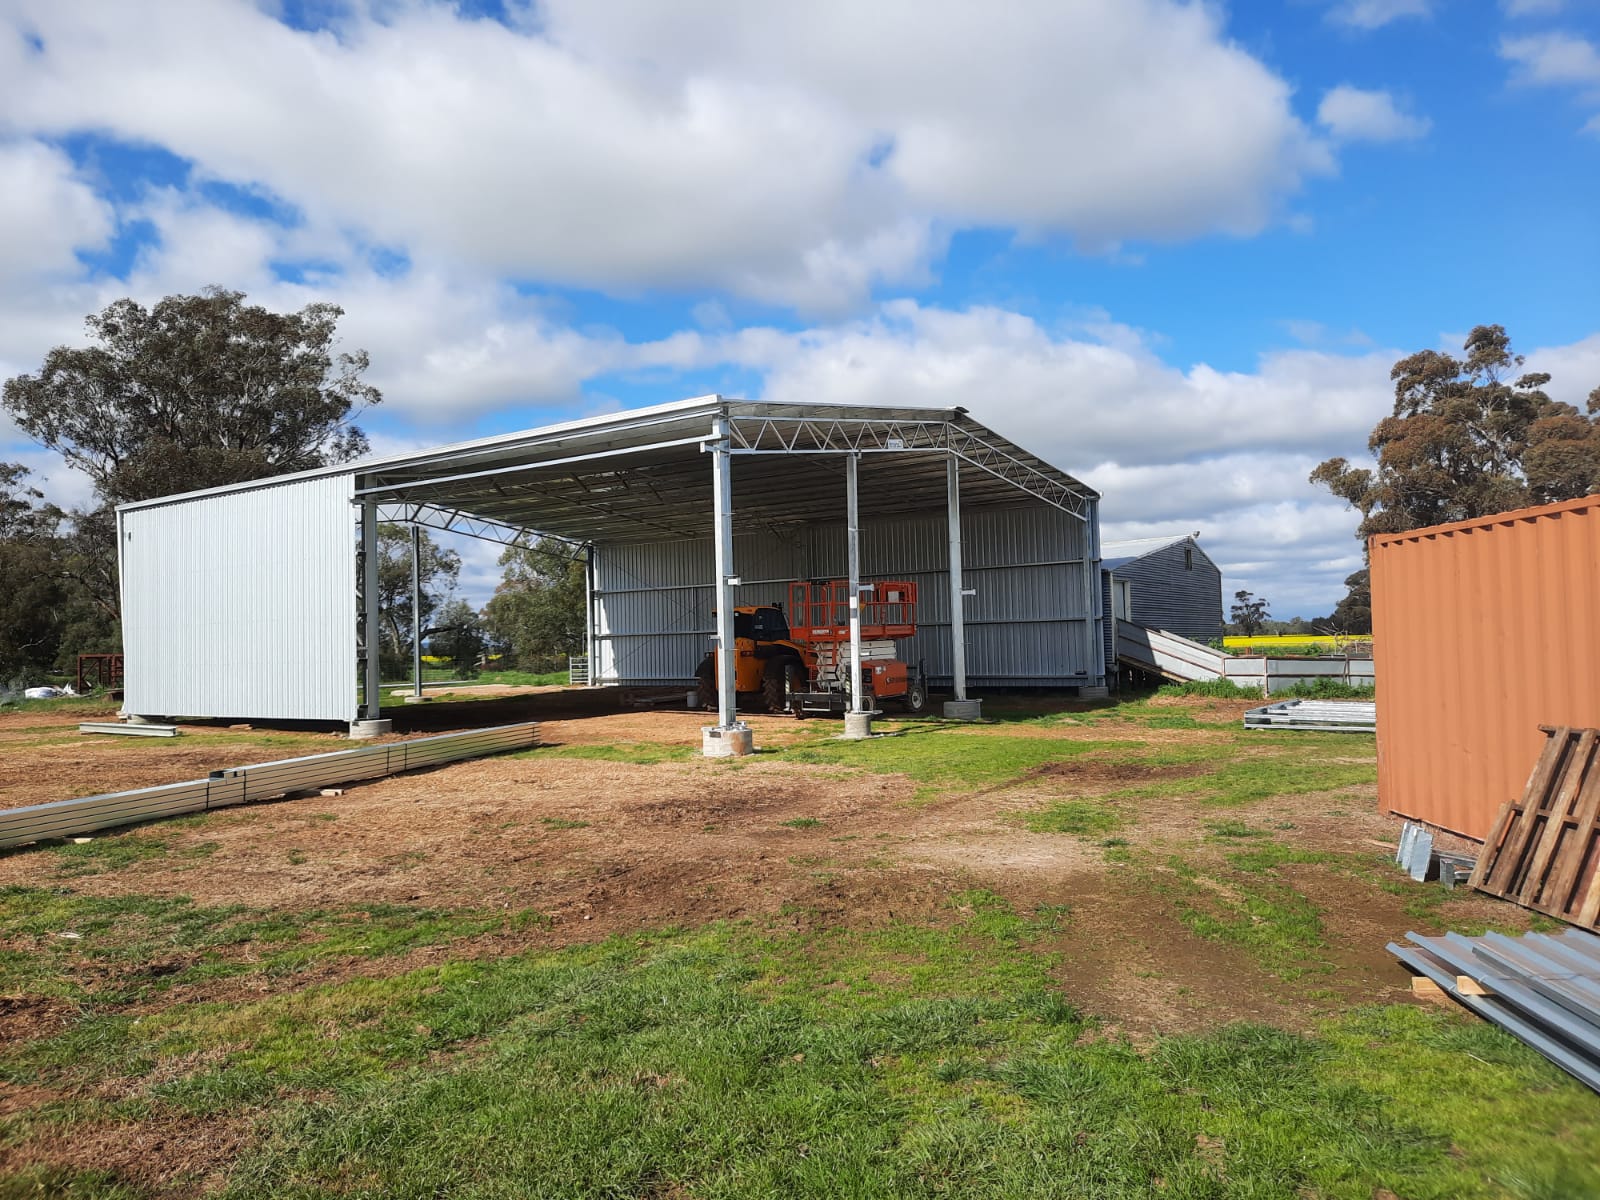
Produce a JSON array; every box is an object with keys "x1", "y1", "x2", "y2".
[
  {"x1": 1500, "y1": 31, "x2": 1600, "y2": 134},
  {"x1": 1326, "y1": 0, "x2": 1431, "y2": 30},
  {"x1": 0, "y1": 0, "x2": 1330, "y2": 309},
  {"x1": 1502, "y1": 0, "x2": 1566, "y2": 16},
  {"x1": 1317, "y1": 86, "x2": 1432, "y2": 142},
  {"x1": 1501, "y1": 31, "x2": 1600, "y2": 86}
]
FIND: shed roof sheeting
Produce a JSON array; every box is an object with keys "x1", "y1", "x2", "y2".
[
  {"x1": 118, "y1": 397, "x2": 1098, "y2": 546},
  {"x1": 1371, "y1": 494, "x2": 1600, "y2": 840}
]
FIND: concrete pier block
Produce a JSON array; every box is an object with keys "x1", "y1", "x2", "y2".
[
  {"x1": 942, "y1": 699, "x2": 984, "y2": 721},
  {"x1": 702, "y1": 724, "x2": 754, "y2": 757}
]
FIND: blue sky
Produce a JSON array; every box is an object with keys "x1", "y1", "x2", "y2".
[{"x1": 1, "y1": 0, "x2": 1596, "y2": 615}]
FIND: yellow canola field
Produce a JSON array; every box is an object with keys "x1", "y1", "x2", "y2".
[{"x1": 1223, "y1": 634, "x2": 1372, "y2": 651}]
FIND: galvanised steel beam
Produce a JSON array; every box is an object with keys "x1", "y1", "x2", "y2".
[{"x1": 723, "y1": 416, "x2": 1091, "y2": 521}]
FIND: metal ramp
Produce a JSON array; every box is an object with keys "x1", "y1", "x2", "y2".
[{"x1": 1115, "y1": 622, "x2": 1226, "y2": 683}]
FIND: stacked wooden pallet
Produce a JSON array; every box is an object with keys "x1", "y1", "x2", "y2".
[
  {"x1": 1389, "y1": 928, "x2": 1600, "y2": 1092},
  {"x1": 1471, "y1": 726, "x2": 1600, "y2": 931}
]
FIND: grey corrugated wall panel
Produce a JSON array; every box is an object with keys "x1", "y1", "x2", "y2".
[
  {"x1": 593, "y1": 503, "x2": 1104, "y2": 688},
  {"x1": 1111, "y1": 539, "x2": 1223, "y2": 645},
  {"x1": 120, "y1": 475, "x2": 357, "y2": 722}
]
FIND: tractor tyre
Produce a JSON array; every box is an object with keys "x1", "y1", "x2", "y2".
[
  {"x1": 762, "y1": 659, "x2": 794, "y2": 714},
  {"x1": 694, "y1": 657, "x2": 717, "y2": 710},
  {"x1": 901, "y1": 678, "x2": 929, "y2": 715}
]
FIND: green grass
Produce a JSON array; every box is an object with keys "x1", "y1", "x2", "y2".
[
  {"x1": 530, "y1": 743, "x2": 696, "y2": 766},
  {"x1": 781, "y1": 817, "x2": 822, "y2": 829},
  {"x1": 1154, "y1": 678, "x2": 1264, "y2": 699},
  {"x1": 1110, "y1": 752, "x2": 1377, "y2": 809},
  {"x1": 5, "y1": 891, "x2": 1598, "y2": 1198},
  {"x1": 475, "y1": 669, "x2": 572, "y2": 687},
  {"x1": 780, "y1": 729, "x2": 1123, "y2": 798},
  {"x1": 48, "y1": 833, "x2": 173, "y2": 877},
  {"x1": 1275, "y1": 678, "x2": 1377, "y2": 700},
  {"x1": 1020, "y1": 799, "x2": 1124, "y2": 837},
  {"x1": 1156, "y1": 852, "x2": 1333, "y2": 980},
  {"x1": 540, "y1": 817, "x2": 590, "y2": 830}
]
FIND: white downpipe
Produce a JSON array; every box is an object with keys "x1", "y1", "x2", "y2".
[
  {"x1": 847, "y1": 453, "x2": 864, "y2": 713},
  {"x1": 947, "y1": 456, "x2": 967, "y2": 702}
]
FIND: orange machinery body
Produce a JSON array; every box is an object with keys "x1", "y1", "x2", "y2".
[{"x1": 700, "y1": 580, "x2": 924, "y2": 713}]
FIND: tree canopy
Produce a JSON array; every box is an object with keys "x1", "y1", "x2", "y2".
[
  {"x1": 374, "y1": 525, "x2": 462, "y2": 675},
  {"x1": 1311, "y1": 325, "x2": 1600, "y2": 540},
  {"x1": 483, "y1": 540, "x2": 586, "y2": 669},
  {"x1": 1229, "y1": 590, "x2": 1270, "y2": 637},
  {"x1": 0, "y1": 288, "x2": 380, "y2": 681},
  {"x1": 2, "y1": 287, "x2": 380, "y2": 506}
]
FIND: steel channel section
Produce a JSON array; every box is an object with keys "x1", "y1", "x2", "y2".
[
  {"x1": 710, "y1": 415, "x2": 738, "y2": 728},
  {"x1": 846, "y1": 453, "x2": 864, "y2": 713},
  {"x1": 1389, "y1": 941, "x2": 1600, "y2": 1091},
  {"x1": 0, "y1": 724, "x2": 540, "y2": 849},
  {"x1": 1404, "y1": 933, "x2": 1600, "y2": 1063}
]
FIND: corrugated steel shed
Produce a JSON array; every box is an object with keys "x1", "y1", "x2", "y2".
[
  {"x1": 1101, "y1": 535, "x2": 1223, "y2": 645},
  {"x1": 1371, "y1": 495, "x2": 1600, "y2": 840},
  {"x1": 117, "y1": 396, "x2": 1106, "y2": 725}
]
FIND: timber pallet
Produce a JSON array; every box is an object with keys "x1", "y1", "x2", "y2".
[{"x1": 1470, "y1": 725, "x2": 1600, "y2": 931}]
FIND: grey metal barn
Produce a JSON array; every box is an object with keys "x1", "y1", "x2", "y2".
[
  {"x1": 117, "y1": 397, "x2": 1106, "y2": 748},
  {"x1": 1101, "y1": 535, "x2": 1224, "y2": 647}
]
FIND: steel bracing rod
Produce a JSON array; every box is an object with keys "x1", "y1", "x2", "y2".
[
  {"x1": 710, "y1": 415, "x2": 738, "y2": 730},
  {"x1": 947, "y1": 456, "x2": 968, "y2": 703},
  {"x1": 846, "y1": 453, "x2": 864, "y2": 714},
  {"x1": 724, "y1": 417, "x2": 1090, "y2": 520},
  {"x1": 354, "y1": 433, "x2": 710, "y2": 497}
]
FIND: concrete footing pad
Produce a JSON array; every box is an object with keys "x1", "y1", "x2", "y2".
[
  {"x1": 349, "y1": 719, "x2": 394, "y2": 739},
  {"x1": 842, "y1": 711, "x2": 875, "y2": 740},
  {"x1": 702, "y1": 724, "x2": 754, "y2": 757},
  {"x1": 942, "y1": 699, "x2": 984, "y2": 721}
]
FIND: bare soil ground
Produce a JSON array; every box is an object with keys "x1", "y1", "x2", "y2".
[{"x1": 0, "y1": 693, "x2": 1506, "y2": 1040}]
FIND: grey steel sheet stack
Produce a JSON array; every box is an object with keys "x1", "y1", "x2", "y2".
[
  {"x1": 1388, "y1": 928, "x2": 1600, "y2": 1092},
  {"x1": 1243, "y1": 699, "x2": 1376, "y2": 733}
]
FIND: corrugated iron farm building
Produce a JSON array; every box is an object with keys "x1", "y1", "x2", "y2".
[{"x1": 117, "y1": 397, "x2": 1109, "y2": 744}]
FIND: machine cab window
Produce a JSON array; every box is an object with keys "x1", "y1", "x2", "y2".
[{"x1": 746, "y1": 607, "x2": 790, "y2": 641}]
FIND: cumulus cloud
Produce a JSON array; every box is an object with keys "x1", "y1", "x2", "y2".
[
  {"x1": 1317, "y1": 86, "x2": 1432, "y2": 142},
  {"x1": 1501, "y1": 31, "x2": 1600, "y2": 85},
  {"x1": 1500, "y1": 31, "x2": 1600, "y2": 134},
  {"x1": 0, "y1": 0, "x2": 1331, "y2": 309},
  {"x1": 1325, "y1": 0, "x2": 1431, "y2": 30}
]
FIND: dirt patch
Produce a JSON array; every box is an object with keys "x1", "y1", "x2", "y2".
[
  {"x1": 0, "y1": 1108, "x2": 255, "y2": 1197},
  {"x1": 1029, "y1": 760, "x2": 1210, "y2": 785},
  {"x1": 0, "y1": 994, "x2": 75, "y2": 1043}
]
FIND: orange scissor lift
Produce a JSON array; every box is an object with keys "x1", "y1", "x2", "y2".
[{"x1": 784, "y1": 579, "x2": 927, "y2": 715}]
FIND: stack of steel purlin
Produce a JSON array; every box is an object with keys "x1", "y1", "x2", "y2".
[
  {"x1": 1388, "y1": 928, "x2": 1600, "y2": 1092},
  {"x1": 1242, "y1": 699, "x2": 1376, "y2": 733}
]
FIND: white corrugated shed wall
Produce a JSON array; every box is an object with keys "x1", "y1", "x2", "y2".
[
  {"x1": 120, "y1": 475, "x2": 358, "y2": 721},
  {"x1": 593, "y1": 503, "x2": 1103, "y2": 688}
]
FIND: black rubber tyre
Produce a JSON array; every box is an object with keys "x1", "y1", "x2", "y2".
[
  {"x1": 694, "y1": 657, "x2": 717, "y2": 710},
  {"x1": 762, "y1": 658, "x2": 797, "y2": 714},
  {"x1": 901, "y1": 678, "x2": 928, "y2": 714}
]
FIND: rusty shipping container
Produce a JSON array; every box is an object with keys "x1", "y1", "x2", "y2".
[{"x1": 1371, "y1": 495, "x2": 1600, "y2": 840}]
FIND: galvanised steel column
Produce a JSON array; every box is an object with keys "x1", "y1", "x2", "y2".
[
  {"x1": 361, "y1": 497, "x2": 382, "y2": 721},
  {"x1": 847, "y1": 452, "x2": 864, "y2": 713},
  {"x1": 584, "y1": 544, "x2": 596, "y2": 687},
  {"x1": 711, "y1": 415, "x2": 737, "y2": 728},
  {"x1": 410, "y1": 523, "x2": 423, "y2": 701},
  {"x1": 947, "y1": 455, "x2": 968, "y2": 702}
]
